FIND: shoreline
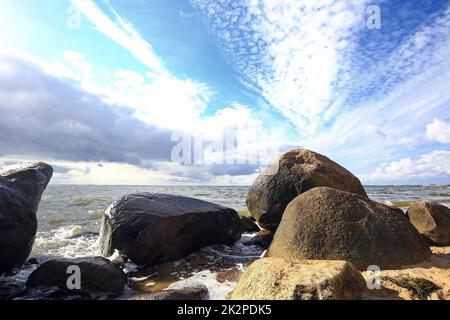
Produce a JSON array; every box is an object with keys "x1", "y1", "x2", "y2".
[{"x1": 2, "y1": 162, "x2": 450, "y2": 301}]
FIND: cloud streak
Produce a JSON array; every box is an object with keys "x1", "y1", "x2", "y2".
[{"x1": 72, "y1": 0, "x2": 166, "y2": 74}]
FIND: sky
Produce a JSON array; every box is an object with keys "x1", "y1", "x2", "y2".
[{"x1": 0, "y1": 0, "x2": 449, "y2": 185}]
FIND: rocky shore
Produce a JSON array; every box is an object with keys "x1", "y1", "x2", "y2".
[{"x1": 1, "y1": 149, "x2": 449, "y2": 300}]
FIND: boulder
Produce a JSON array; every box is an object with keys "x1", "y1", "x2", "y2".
[
  {"x1": 26, "y1": 256, "x2": 127, "y2": 296},
  {"x1": 240, "y1": 216, "x2": 260, "y2": 233},
  {"x1": 268, "y1": 187, "x2": 432, "y2": 270},
  {"x1": 0, "y1": 162, "x2": 53, "y2": 273},
  {"x1": 231, "y1": 257, "x2": 365, "y2": 300},
  {"x1": 246, "y1": 149, "x2": 367, "y2": 230},
  {"x1": 100, "y1": 193, "x2": 242, "y2": 266},
  {"x1": 407, "y1": 201, "x2": 450, "y2": 246},
  {"x1": 388, "y1": 206, "x2": 409, "y2": 220}
]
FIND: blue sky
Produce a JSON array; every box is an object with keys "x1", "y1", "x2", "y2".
[{"x1": 0, "y1": 0, "x2": 449, "y2": 185}]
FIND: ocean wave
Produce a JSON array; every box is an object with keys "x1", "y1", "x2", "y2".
[
  {"x1": 32, "y1": 225, "x2": 100, "y2": 258},
  {"x1": 70, "y1": 197, "x2": 109, "y2": 207}
]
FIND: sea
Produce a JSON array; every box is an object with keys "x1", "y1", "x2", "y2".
[{"x1": 11, "y1": 185, "x2": 450, "y2": 299}]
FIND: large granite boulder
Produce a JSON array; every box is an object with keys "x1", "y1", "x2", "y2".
[
  {"x1": 0, "y1": 162, "x2": 53, "y2": 273},
  {"x1": 407, "y1": 201, "x2": 450, "y2": 246},
  {"x1": 26, "y1": 256, "x2": 127, "y2": 297},
  {"x1": 231, "y1": 257, "x2": 365, "y2": 300},
  {"x1": 100, "y1": 193, "x2": 242, "y2": 266},
  {"x1": 246, "y1": 149, "x2": 368, "y2": 230},
  {"x1": 268, "y1": 187, "x2": 431, "y2": 270}
]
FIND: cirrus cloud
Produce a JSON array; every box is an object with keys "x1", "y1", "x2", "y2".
[{"x1": 191, "y1": 0, "x2": 368, "y2": 133}]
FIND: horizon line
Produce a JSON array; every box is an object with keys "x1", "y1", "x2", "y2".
[{"x1": 47, "y1": 183, "x2": 450, "y2": 187}]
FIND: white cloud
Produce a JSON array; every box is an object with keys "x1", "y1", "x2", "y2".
[
  {"x1": 71, "y1": 0, "x2": 165, "y2": 74},
  {"x1": 4, "y1": 1, "x2": 449, "y2": 185},
  {"x1": 105, "y1": 69, "x2": 213, "y2": 132},
  {"x1": 191, "y1": 0, "x2": 368, "y2": 132},
  {"x1": 363, "y1": 150, "x2": 450, "y2": 182},
  {"x1": 63, "y1": 51, "x2": 93, "y2": 79},
  {"x1": 68, "y1": 1, "x2": 268, "y2": 143},
  {"x1": 198, "y1": 104, "x2": 285, "y2": 167},
  {"x1": 364, "y1": 124, "x2": 386, "y2": 137},
  {"x1": 25, "y1": 49, "x2": 215, "y2": 135},
  {"x1": 0, "y1": 51, "x2": 272, "y2": 184},
  {"x1": 0, "y1": 157, "x2": 182, "y2": 185},
  {"x1": 293, "y1": 5, "x2": 450, "y2": 167},
  {"x1": 64, "y1": 5, "x2": 209, "y2": 143},
  {"x1": 426, "y1": 118, "x2": 450, "y2": 144},
  {"x1": 397, "y1": 137, "x2": 420, "y2": 149},
  {"x1": 0, "y1": 47, "x2": 76, "y2": 79},
  {"x1": 213, "y1": 173, "x2": 259, "y2": 186},
  {"x1": 191, "y1": 1, "x2": 450, "y2": 178}
]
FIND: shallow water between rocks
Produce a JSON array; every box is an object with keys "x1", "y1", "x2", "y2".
[{"x1": 9, "y1": 184, "x2": 450, "y2": 300}]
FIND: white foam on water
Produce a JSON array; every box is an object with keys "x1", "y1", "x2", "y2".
[
  {"x1": 144, "y1": 282, "x2": 156, "y2": 287},
  {"x1": 107, "y1": 250, "x2": 125, "y2": 266},
  {"x1": 205, "y1": 235, "x2": 264, "y2": 260},
  {"x1": 33, "y1": 225, "x2": 100, "y2": 258},
  {"x1": 167, "y1": 270, "x2": 237, "y2": 300}
]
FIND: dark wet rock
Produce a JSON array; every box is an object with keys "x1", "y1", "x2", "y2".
[
  {"x1": 133, "y1": 286, "x2": 209, "y2": 300},
  {"x1": 100, "y1": 193, "x2": 242, "y2": 266},
  {"x1": 23, "y1": 256, "x2": 50, "y2": 269},
  {"x1": 26, "y1": 256, "x2": 126, "y2": 297},
  {"x1": 240, "y1": 216, "x2": 260, "y2": 233},
  {"x1": 0, "y1": 162, "x2": 53, "y2": 273},
  {"x1": 246, "y1": 149, "x2": 368, "y2": 231},
  {"x1": 268, "y1": 187, "x2": 432, "y2": 270},
  {"x1": 407, "y1": 201, "x2": 450, "y2": 246},
  {"x1": 0, "y1": 277, "x2": 26, "y2": 300},
  {"x1": 243, "y1": 231, "x2": 273, "y2": 249},
  {"x1": 26, "y1": 258, "x2": 40, "y2": 265}
]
